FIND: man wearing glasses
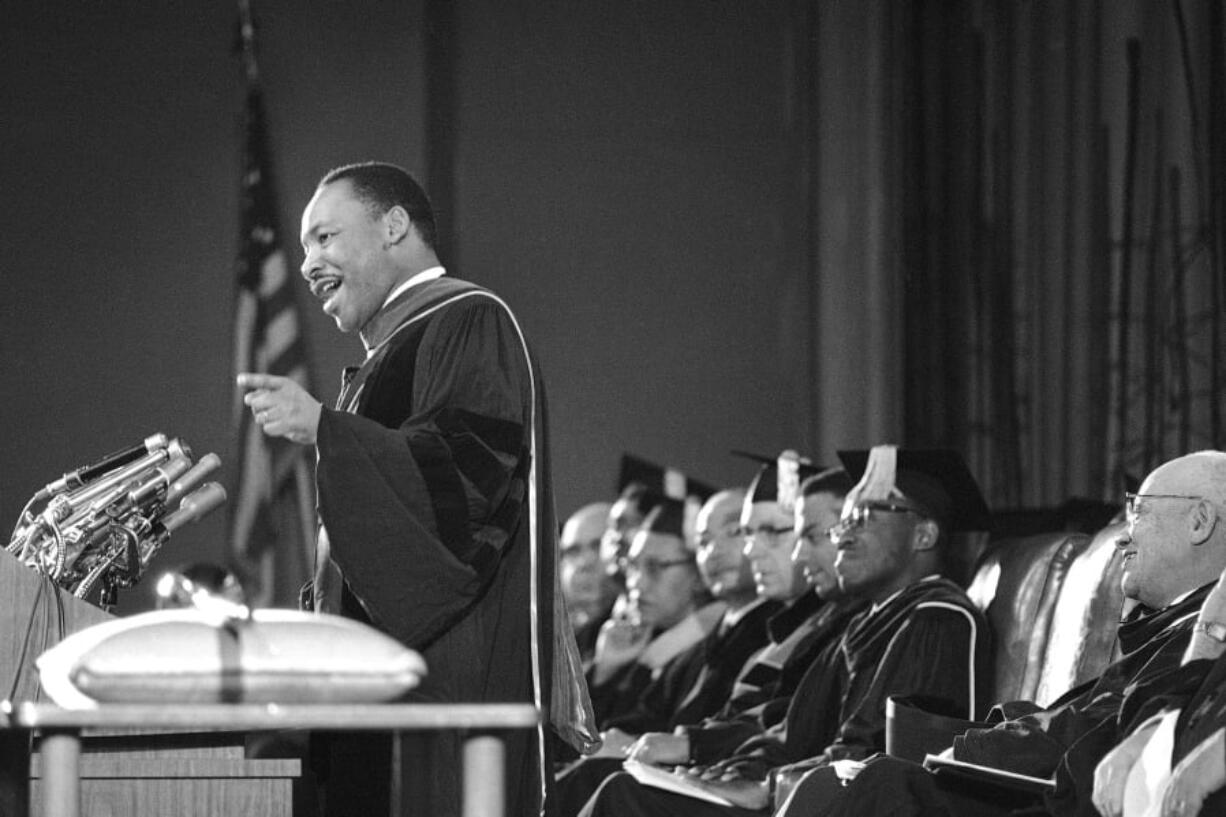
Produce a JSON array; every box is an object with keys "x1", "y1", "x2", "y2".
[
  {"x1": 622, "y1": 465, "x2": 866, "y2": 770},
  {"x1": 604, "y1": 487, "x2": 778, "y2": 736},
  {"x1": 586, "y1": 497, "x2": 729, "y2": 727},
  {"x1": 574, "y1": 446, "x2": 992, "y2": 816},
  {"x1": 557, "y1": 485, "x2": 790, "y2": 814},
  {"x1": 787, "y1": 451, "x2": 1226, "y2": 817}
]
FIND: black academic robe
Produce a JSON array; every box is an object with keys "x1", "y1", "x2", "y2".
[
  {"x1": 311, "y1": 275, "x2": 587, "y2": 817},
  {"x1": 575, "y1": 577, "x2": 990, "y2": 817},
  {"x1": 586, "y1": 602, "x2": 725, "y2": 729},
  {"x1": 681, "y1": 592, "x2": 866, "y2": 765},
  {"x1": 604, "y1": 598, "x2": 781, "y2": 735},
  {"x1": 745, "y1": 576, "x2": 992, "y2": 774},
  {"x1": 955, "y1": 583, "x2": 1212, "y2": 777},
  {"x1": 554, "y1": 600, "x2": 779, "y2": 815},
  {"x1": 780, "y1": 582, "x2": 1213, "y2": 817}
]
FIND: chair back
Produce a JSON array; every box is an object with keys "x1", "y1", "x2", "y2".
[{"x1": 966, "y1": 531, "x2": 1088, "y2": 705}]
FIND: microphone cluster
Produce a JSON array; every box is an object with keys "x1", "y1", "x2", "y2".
[{"x1": 6, "y1": 434, "x2": 227, "y2": 607}]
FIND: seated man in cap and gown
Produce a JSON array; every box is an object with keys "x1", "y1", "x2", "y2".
[
  {"x1": 600, "y1": 456, "x2": 716, "y2": 590},
  {"x1": 598, "y1": 487, "x2": 774, "y2": 737},
  {"x1": 557, "y1": 485, "x2": 775, "y2": 812},
  {"x1": 787, "y1": 450, "x2": 1226, "y2": 817},
  {"x1": 624, "y1": 462, "x2": 865, "y2": 770},
  {"x1": 593, "y1": 457, "x2": 717, "y2": 652},
  {"x1": 574, "y1": 445, "x2": 994, "y2": 817},
  {"x1": 585, "y1": 497, "x2": 734, "y2": 728},
  {"x1": 558, "y1": 457, "x2": 856, "y2": 814}
]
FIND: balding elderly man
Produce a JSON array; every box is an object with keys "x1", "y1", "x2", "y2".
[
  {"x1": 561, "y1": 502, "x2": 618, "y2": 664},
  {"x1": 556, "y1": 488, "x2": 780, "y2": 814},
  {"x1": 785, "y1": 450, "x2": 1226, "y2": 817}
]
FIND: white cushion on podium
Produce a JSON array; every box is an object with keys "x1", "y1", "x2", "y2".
[{"x1": 37, "y1": 608, "x2": 426, "y2": 708}]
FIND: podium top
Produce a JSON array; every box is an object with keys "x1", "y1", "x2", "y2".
[{"x1": 1, "y1": 700, "x2": 539, "y2": 732}]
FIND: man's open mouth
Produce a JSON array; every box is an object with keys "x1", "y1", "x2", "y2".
[{"x1": 310, "y1": 277, "x2": 341, "y2": 299}]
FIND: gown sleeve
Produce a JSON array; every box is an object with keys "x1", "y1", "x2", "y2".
[{"x1": 314, "y1": 297, "x2": 532, "y2": 649}]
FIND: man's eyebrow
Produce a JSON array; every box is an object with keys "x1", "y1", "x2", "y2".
[{"x1": 300, "y1": 220, "x2": 326, "y2": 246}]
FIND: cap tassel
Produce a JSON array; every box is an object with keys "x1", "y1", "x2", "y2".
[
  {"x1": 777, "y1": 450, "x2": 802, "y2": 513},
  {"x1": 844, "y1": 444, "x2": 900, "y2": 516}
]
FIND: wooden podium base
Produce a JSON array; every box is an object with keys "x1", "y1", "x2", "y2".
[
  {"x1": 31, "y1": 749, "x2": 299, "y2": 817},
  {"x1": 1, "y1": 551, "x2": 301, "y2": 817}
]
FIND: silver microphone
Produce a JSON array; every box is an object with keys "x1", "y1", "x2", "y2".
[{"x1": 35, "y1": 433, "x2": 170, "y2": 500}]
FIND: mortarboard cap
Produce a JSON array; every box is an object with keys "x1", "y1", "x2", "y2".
[
  {"x1": 641, "y1": 497, "x2": 688, "y2": 540},
  {"x1": 836, "y1": 446, "x2": 992, "y2": 533},
  {"x1": 617, "y1": 454, "x2": 716, "y2": 504},
  {"x1": 734, "y1": 450, "x2": 824, "y2": 512}
]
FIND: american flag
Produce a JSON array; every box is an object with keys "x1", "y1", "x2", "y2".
[{"x1": 229, "y1": 0, "x2": 315, "y2": 607}]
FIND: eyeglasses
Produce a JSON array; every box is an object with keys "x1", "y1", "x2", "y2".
[
  {"x1": 696, "y1": 524, "x2": 743, "y2": 550},
  {"x1": 738, "y1": 524, "x2": 794, "y2": 540},
  {"x1": 1124, "y1": 492, "x2": 1203, "y2": 524},
  {"x1": 826, "y1": 502, "x2": 918, "y2": 542},
  {"x1": 797, "y1": 523, "x2": 836, "y2": 545},
  {"x1": 618, "y1": 555, "x2": 695, "y2": 580}
]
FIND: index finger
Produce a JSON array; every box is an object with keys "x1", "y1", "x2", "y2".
[{"x1": 236, "y1": 373, "x2": 281, "y2": 391}]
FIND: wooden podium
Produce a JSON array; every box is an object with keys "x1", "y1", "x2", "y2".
[
  {"x1": 0, "y1": 548, "x2": 115, "y2": 703},
  {"x1": 0, "y1": 550, "x2": 300, "y2": 817},
  {"x1": 0, "y1": 552, "x2": 539, "y2": 817}
]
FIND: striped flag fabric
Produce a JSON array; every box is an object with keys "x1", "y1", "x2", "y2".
[{"x1": 229, "y1": 0, "x2": 316, "y2": 607}]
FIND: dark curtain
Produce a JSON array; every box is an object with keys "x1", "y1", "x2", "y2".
[{"x1": 888, "y1": 0, "x2": 1226, "y2": 508}]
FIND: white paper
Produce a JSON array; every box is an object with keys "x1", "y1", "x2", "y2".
[
  {"x1": 622, "y1": 759, "x2": 735, "y2": 806},
  {"x1": 1123, "y1": 708, "x2": 1180, "y2": 817}
]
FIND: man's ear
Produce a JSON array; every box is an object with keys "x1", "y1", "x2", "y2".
[
  {"x1": 1190, "y1": 499, "x2": 1218, "y2": 546},
  {"x1": 383, "y1": 205, "x2": 412, "y2": 245},
  {"x1": 912, "y1": 519, "x2": 939, "y2": 552}
]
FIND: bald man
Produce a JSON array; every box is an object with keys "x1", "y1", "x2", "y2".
[
  {"x1": 786, "y1": 450, "x2": 1226, "y2": 817},
  {"x1": 626, "y1": 467, "x2": 863, "y2": 769},
  {"x1": 562, "y1": 502, "x2": 619, "y2": 663},
  {"x1": 556, "y1": 489, "x2": 780, "y2": 814}
]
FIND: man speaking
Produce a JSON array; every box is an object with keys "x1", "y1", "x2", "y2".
[{"x1": 238, "y1": 161, "x2": 592, "y2": 817}]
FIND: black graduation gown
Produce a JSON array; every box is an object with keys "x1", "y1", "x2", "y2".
[
  {"x1": 575, "y1": 577, "x2": 990, "y2": 817},
  {"x1": 955, "y1": 583, "x2": 1212, "y2": 776},
  {"x1": 604, "y1": 599, "x2": 782, "y2": 735},
  {"x1": 554, "y1": 600, "x2": 780, "y2": 815},
  {"x1": 310, "y1": 275, "x2": 581, "y2": 817},
  {"x1": 681, "y1": 593, "x2": 866, "y2": 765},
  {"x1": 779, "y1": 582, "x2": 1213, "y2": 817},
  {"x1": 747, "y1": 576, "x2": 992, "y2": 773}
]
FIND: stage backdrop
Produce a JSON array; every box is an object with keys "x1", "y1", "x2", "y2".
[{"x1": 4, "y1": 0, "x2": 1221, "y2": 613}]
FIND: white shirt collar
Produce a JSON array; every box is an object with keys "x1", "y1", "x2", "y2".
[{"x1": 381, "y1": 266, "x2": 446, "y2": 309}]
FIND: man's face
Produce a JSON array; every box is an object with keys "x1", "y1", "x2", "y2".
[
  {"x1": 695, "y1": 492, "x2": 754, "y2": 599},
  {"x1": 1117, "y1": 465, "x2": 1203, "y2": 608},
  {"x1": 625, "y1": 530, "x2": 700, "y2": 630},
  {"x1": 560, "y1": 504, "x2": 615, "y2": 617},
  {"x1": 832, "y1": 500, "x2": 923, "y2": 601},
  {"x1": 600, "y1": 497, "x2": 644, "y2": 575},
  {"x1": 300, "y1": 179, "x2": 396, "y2": 333},
  {"x1": 791, "y1": 492, "x2": 845, "y2": 598},
  {"x1": 741, "y1": 500, "x2": 807, "y2": 601}
]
